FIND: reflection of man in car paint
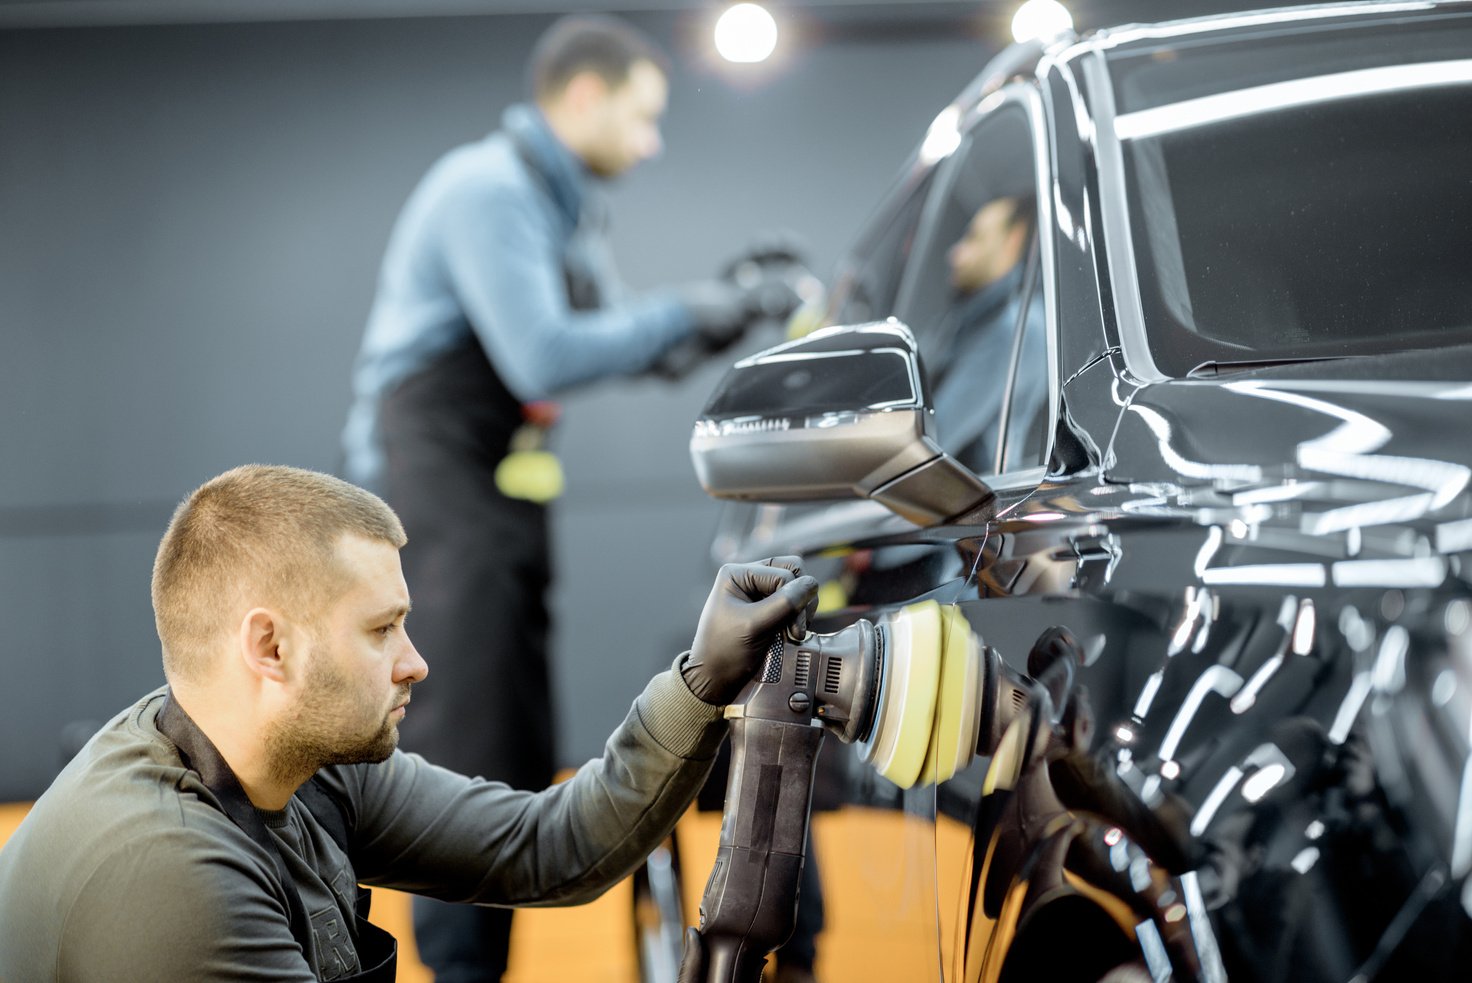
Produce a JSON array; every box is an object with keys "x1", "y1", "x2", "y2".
[{"x1": 930, "y1": 195, "x2": 1047, "y2": 475}]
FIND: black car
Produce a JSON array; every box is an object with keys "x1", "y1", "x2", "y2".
[{"x1": 686, "y1": 3, "x2": 1472, "y2": 980}]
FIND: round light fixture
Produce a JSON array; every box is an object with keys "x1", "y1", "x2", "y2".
[
  {"x1": 715, "y1": 3, "x2": 778, "y2": 64},
  {"x1": 1011, "y1": 0, "x2": 1074, "y2": 44}
]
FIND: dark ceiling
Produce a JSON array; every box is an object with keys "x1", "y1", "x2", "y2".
[{"x1": 0, "y1": 0, "x2": 1317, "y2": 33}]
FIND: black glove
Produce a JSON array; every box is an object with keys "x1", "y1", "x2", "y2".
[
  {"x1": 682, "y1": 556, "x2": 820, "y2": 706},
  {"x1": 653, "y1": 237, "x2": 816, "y2": 381},
  {"x1": 723, "y1": 232, "x2": 814, "y2": 329},
  {"x1": 676, "y1": 927, "x2": 706, "y2": 983},
  {"x1": 745, "y1": 270, "x2": 805, "y2": 325},
  {"x1": 672, "y1": 279, "x2": 753, "y2": 346},
  {"x1": 654, "y1": 280, "x2": 764, "y2": 382},
  {"x1": 721, "y1": 230, "x2": 809, "y2": 282}
]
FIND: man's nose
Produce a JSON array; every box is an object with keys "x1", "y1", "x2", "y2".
[
  {"x1": 396, "y1": 635, "x2": 429, "y2": 684},
  {"x1": 641, "y1": 127, "x2": 663, "y2": 161}
]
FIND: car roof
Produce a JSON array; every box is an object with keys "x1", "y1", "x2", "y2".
[{"x1": 1080, "y1": 0, "x2": 1472, "y2": 56}]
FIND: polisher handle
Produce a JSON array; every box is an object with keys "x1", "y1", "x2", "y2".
[{"x1": 697, "y1": 713, "x2": 825, "y2": 983}]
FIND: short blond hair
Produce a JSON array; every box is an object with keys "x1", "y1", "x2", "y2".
[{"x1": 152, "y1": 465, "x2": 406, "y2": 682}]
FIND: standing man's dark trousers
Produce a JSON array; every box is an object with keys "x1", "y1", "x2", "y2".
[{"x1": 379, "y1": 341, "x2": 557, "y2": 982}]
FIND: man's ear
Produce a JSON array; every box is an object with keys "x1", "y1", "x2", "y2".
[
  {"x1": 1004, "y1": 221, "x2": 1030, "y2": 269},
  {"x1": 561, "y1": 70, "x2": 610, "y2": 114},
  {"x1": 240, "y1": 607, "x2": 291, "y2": 684}
]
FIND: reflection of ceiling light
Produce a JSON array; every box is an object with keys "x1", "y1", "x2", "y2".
[
  {"x1": 1241, "y1": 762, "x2": 1287, "y2": 802},
  {"x1": 1432, "y1": 668, "x2": 1457, "y2": 708},
  {"x1": 1290, "y1": 846, "x2": 1320, "y2": 874},
  {"x1": 919, "y1": 105, "x2": 962, "y2": 165},
  {"x1": 1292, "y1": 599, "x2": 1316, "y2": 655},
  {"x1": 715, "y1": 3, "x2": 778, "y2": 64},
  {"x1": 1114, "y1": 59, "x2": 1472, "y2": 140},
  {"x1": 1011, "y1": 0, "x2": 1074, "y2": 44}
]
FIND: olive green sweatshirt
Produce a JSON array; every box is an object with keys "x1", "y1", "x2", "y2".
[{"x1": 0, "y1": 661, "x2": 722, "y2": 981}]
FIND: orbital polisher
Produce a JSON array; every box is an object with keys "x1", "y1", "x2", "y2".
[{"x1": 687, "y1": 600, "x2": 1033, "y2": 983}]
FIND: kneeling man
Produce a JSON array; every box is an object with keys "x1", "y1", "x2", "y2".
[{"x1": 0, "y1": 464, "x2": 816, "y2": 981}]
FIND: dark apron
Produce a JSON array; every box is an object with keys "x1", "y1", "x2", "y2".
[
  {"x1": 156, "y1": 693, "x2": 397, "y2": 982},
  {"x1": 374, "y1": 130, "x2": 606, "y2": 786}
]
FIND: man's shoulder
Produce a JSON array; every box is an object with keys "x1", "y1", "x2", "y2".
[
  {"x1": 0, "y1": 796, "x2": 270, "y2": 982},
  {"x1": 419, "y1": 131, "x2": 536, "y2": 202},
  {"x1": 0, "y1": 694, "x2": 271, "y2": 975},
  {"x1": 2, "y1": 690, "x2": 264, "y2": 885}
]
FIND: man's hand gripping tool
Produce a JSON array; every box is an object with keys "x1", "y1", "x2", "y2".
[{"x1": 683, "y1": 617, "x2": 883, "y2": 983}]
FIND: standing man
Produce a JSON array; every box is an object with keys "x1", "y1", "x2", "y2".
[
  {"x1": 341, "y1": 14, "x2": 788, "y2": 980},
  {"x1": 0, "y1": 464, "x2": 819, "y2": 982}
]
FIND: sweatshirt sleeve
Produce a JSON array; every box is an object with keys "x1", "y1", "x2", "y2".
[
  {"x1": 341, "y1": 660, "x2": 725, "y2": 906},
  {"x1": 433, "y1": 170, "x2": 694, "y2": 401}
]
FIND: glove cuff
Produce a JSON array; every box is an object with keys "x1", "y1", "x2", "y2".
[
  {"x1": 678, "y1": 649, "x2": 734, "y2": 706},
  {"x1": 639, "y1": 653, "x2": 727, "y2": 757}
]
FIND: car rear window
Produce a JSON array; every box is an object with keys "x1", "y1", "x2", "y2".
[{"x1": 1106, "y1": 12, "x2": 1472, "y2": 376}]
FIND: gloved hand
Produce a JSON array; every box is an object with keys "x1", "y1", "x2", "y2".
[
  {"x1": 675, "y1": 927, "x2": 706, "y2": 983},
  {"x1": 656, "y1": 279, "x2": 770, "y2": 382},
  {"x1": 721, "y1": 230, "x2": 809, "y2": 283},
  {"x1": 682, "y1": 556, "x2": 820, "y2": 706},
  {"x1": 744, "y1": 269, "x2": 806, "y2": 326},
  {"x1": 672, "y1": 279, "x2": 754, "y2": 347},
  {"x1": 654, "y1": 237, "x2": 817, "y2": 382}
]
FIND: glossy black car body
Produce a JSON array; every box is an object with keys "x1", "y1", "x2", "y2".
[{"x1": 697, "y1": 4, "x2": 1472, "y2": 980}]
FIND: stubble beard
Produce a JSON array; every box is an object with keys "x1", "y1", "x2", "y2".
[{"x1": 266, "y1": 652, "x2": 406, "y2": 787}]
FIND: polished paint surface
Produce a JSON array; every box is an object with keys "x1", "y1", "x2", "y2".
[{"x1": 698, "y1": 3, "x2": 1472, "y2": 979}]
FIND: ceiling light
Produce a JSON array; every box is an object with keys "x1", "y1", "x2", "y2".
[
  {"x1": 715, "y1": 3, "x2": 778, "y2": 64},
  {"x1": 1011, "y1": 0, "x2": 1073, "y2": 44}
]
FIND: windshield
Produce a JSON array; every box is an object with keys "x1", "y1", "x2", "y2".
[{"x1": 1108, "y1": 12, "x2": 1472, "y2": 376}]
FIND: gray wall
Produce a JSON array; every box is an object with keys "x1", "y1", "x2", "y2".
[{"x1": 0, "y1": 10, "x2": 991, "y2": 800}]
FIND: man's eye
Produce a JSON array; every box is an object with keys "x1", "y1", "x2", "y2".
[{"x1": 376, "y1": 624, "x2": 397, "y2": 637}]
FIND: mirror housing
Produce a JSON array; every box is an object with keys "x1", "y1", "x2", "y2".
[{"x1": 690, "y1": 320, "x2": 994, "y2": 526}]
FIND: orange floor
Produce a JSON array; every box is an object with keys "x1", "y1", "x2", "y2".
[{"x1": 2, "y1": 800, "x2": 965, "y2": 982}]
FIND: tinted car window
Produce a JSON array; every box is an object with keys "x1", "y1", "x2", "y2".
[
  {"x1": 1109, "y1": 15, "x2": 1472, "y2": 376},
  {"x1": 912, "y1": 105, "x2": 1045, "y2": 475},
  {"x1": 828, "y1": 170, "x2": 937, "y2": 326},
  {"x1": 1000, "y1": 260, "x2": 1049, "y2": 473}
]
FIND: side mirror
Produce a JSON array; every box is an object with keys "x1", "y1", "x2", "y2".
[{"x1": 689, "y1": 320, "x2": 994, "y2": 526}]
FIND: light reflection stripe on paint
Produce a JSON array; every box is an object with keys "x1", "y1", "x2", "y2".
[
  {"x1": 1114, "y1": 60, "x2": 1472, "y2": 141},
  {"x1": 1332, "y1": 557, "x2": 1447, "y2": 588},
  {"x1": 1202, "y1": 564, "x2": 1326, "y2": 587}
]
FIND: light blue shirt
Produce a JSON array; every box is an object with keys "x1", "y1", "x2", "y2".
[{"x1": 343, "y1": 105, "x2": 695, "y2": 486}]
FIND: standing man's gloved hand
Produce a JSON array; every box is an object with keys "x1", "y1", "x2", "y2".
[
  {"x1": 681, "y1": 556, "x2": 820, "y2": 706},
  {"x1": 721, "y1": 230, "x2": 809, "y2": 282},
  {"x1": 652, "y1": 279, "x2": 755, "y2": 381},
  {"x1": 673, "y1": 279, "x2": 756, "y2": 346},
  {"x1": 723, "y1": 232, "x2": 817, "y2": 333}
]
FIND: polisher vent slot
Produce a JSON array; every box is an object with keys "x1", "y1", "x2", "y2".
[
  {"x1": 760, "y1": 636, "x2": 784, "y2": 683},
  {"x1": 794, "y1": 650, "x2": 811, "y2": 689},
  {"x1": 1011, "y1": 688, "x2": 1027, "y2": 713},
  {"x1": 824, "y1": 656, "x2": 843, "y2": 695},
  {"x1": 700, "y1": 856, "x2": 727, "y2": 927}
]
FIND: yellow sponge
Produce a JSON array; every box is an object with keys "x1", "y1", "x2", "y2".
[
  {"x1": 918, "y1": 605, "x2": 981, "y2": 786},
  {"x1": 863, "y1": 600, "x2": 942, "y2": 789}
]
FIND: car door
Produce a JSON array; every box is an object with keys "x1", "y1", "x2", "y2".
[
  {"x1": 713, "y1": 83, "x2": 1055, "y2": 595},
  {"x1": 704, "y1": 83, "x2": 1065, "y2": 982}
]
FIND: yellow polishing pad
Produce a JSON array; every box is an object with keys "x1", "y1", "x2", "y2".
[
  {"x1": 815, "y1": 580, "x2": 849, "y2": 615},
  {"x1": 918, "y1": 605, "x2": 981, "y2": 787},
  {"x1": 495, "y1": 450, "x2": 565, "y2": 503},
  {"x1": 863, "y1": 600, "x2": 943, "y2": 790},
  {"x1": 982, "y1": 715, "x2": 1029, "y2": 796}
]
